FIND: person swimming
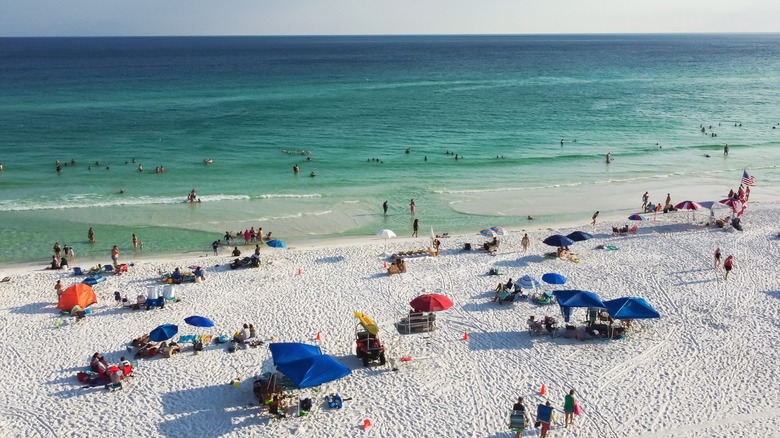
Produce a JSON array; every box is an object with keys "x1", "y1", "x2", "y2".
[{"x1": 310, "y1": 172, "x2": 316, "y2": 177}]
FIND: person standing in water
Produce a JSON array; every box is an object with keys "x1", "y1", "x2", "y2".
[
  {"x1": 88, "y1": 227, "x2": 96, "y2": 243},
  {"x1": 132, "y1": 234, "x2": 139, "y2": 249},
  {"x1": 383, "y1": 200, "x2": 388, "y2": 215},
  {"x1": 724, "y1": 144, "x2": 729, "y2": 155},
  {"x1": 410, "y1": 199, "x2": 416, "y2": 216},
  {"x1": 606, "y1": 152, "x2": 611, "y2": 163}
]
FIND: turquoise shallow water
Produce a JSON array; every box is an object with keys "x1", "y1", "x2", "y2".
[{"x1": 1, "y1": 34, "x2": 779, "y2": 264}]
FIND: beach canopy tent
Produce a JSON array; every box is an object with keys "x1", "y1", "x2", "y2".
[
  {"x1": 269, "y1": 342, "x2": 351, "y2": 388},
  {"x1": 603, "y1": 297, "x2": 660, "y2": 320},
  {"x1": 553, "y1": 290, "x2": 606, "y2": 322},
  {"x1": 57, "y1": 284, "x2": 97, "y2": 312}
]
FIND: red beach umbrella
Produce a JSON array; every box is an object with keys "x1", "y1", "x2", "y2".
[
  {"x1": 410, "y1": 294, "x2": 453, "y2": 312},
  {"x1": 674, "y1": 201, "x2": 702, "y2": 211}
]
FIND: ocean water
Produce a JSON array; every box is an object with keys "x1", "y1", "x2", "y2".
[{"x1": 1, "y1": 34, "x2": 779, "y2": 265}]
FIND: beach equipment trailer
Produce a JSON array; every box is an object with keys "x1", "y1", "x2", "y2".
[{"x1": 354, "y1": 312, "x2": 386, "y2": 367}]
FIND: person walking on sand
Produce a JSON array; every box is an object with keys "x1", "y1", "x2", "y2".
[
  {"x1": 714, "y1": 247, "x2": 722, "y2": 269},
  {"x1": 521, "y1": 233, "x2": 530, "y2": 254},
  {"x1": 412, "y1": 218, "x2": 419, "y2": 237},
  {"x1": 383, "y1": 200, "x2": 388, "y2": 215},
  {"x1": 724, "y1": 255, "x2": 734, "y2": 280},
  {"x1": 132, "y1": 234, "x2": 139, "y2": 249},
  {"x1": 410, "y1": 199, "x2": 416, "y2": 216},
  {"x1": 591, "y1": 211, "x2": 599, "y2": 226},
  {"x1": 512, "y1": 397, "x2": 531, "y2": 438},
  {"x1": 564, "y1": 389, "x2": 576, "y2": 428},
  {"x1": 88, "y1": 227, "x2": 95, "y2": 243},
  {"x1": 539, "y1": 400, "x2": 556, "y2": 438}
]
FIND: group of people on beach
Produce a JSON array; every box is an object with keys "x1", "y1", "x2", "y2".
[{"x1": 510, "y1": 388, "x2": 579, "y2": 438}]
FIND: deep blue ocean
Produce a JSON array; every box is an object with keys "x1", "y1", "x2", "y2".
[{"x1": 1, "y1": 34, "x2": 779, "y2": 265}]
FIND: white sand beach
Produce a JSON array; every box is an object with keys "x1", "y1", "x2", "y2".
[{"x1": 1, "y1": 202, "x2": 779, "y2": 438}]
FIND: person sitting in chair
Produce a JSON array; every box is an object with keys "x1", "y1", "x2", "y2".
[{"x1": 171, "y1": 267, "x2": 183, "y2": 284}]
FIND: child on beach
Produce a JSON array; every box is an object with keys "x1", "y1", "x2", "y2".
[
  {"x1": 714, "y1": 248, "x2": 721, "y2": 269},
  {"x1": 724, "y1": 255, "x2": 734, "y2": 280},
  {"x1": 591, "y1": 211, "x2": 599, "y2": 226},
  {"x1": 412, "y1": 219, "x2": 419, "y2": 237}
]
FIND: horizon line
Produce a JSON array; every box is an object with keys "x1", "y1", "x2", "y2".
[{"x1": 2, "y1": 31, "x2": 779, "y2": 39}]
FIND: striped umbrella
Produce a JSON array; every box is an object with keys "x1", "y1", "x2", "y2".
[
  {"x1": 628, "y1": 214, "x2": 647, "y2": 221},
  {"x1": 480, "y1": 228, "x2": 498, "y2": 238},
  {"x1": 489, "y1": 226, "x2": 507, "y2": 236},
  {"x1": 517, "y1": 275, "x2": 542, "y2": 290},
  {"x1": 675, "y1": 201, "x2": 702, "y2": 211}
]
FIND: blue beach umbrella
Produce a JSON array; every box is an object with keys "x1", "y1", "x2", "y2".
[
  {"x1": 266, "y1": 239, "x2": 288, "y2": 249},
  {"x1": 566, "y1": 231, "x2": 592, "y2": 242},
  {"x1": 542, "y1": 272, "x2": 567, "y2": 285},
  {"x1": 149, "y1": 323, "x2": 178, "y2": 342},
  {"x1": 184, "y1": 315, "x2": 215, "y2": 328},
  {"x1": 628, "y1": 214, "x2": 647, "y2": 221},
  {"x1": 542, "y1": 234, "x2": 574, "y2": 248}
]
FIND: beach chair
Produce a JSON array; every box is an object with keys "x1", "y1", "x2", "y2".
[
  {"x1": 178, "y1": 335, "x2": 197, "y2": 344},
  {"x1": 104, "y1": 264, "x2": 114, "y2": 273},
  {"x1": 73, "y1": 267, "x2": 84, "y2": 275},
  {"x1": 510, "y1": 410, "x2": 527, "y2": 432}
]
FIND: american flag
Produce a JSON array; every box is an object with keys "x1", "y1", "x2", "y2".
[{"x1": 742, "y1": 170, "x2": 755, "y2": 187}]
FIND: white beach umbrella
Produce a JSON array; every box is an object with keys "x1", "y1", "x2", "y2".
[{"x1": 377, "y1": 229, "x2": 397, "y2": 255}]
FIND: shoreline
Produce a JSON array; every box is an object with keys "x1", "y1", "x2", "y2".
[{"x1": 1, "y1": 197, "x2": 757, "y2": 276}]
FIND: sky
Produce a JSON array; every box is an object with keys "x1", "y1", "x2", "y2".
[{"x1": 1, "y1": 0, "x2": 779, "y2": 37}]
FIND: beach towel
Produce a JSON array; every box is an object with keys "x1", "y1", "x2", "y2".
[
  {"x1": 606, "y1": 245, "x2": 619, "y2": 251},
  {"x1": 574, "y1": 400, "x2": 583, "y2": 416}
]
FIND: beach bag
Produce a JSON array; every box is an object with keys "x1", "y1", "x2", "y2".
[
  {"x1": 574, "y1": 400, "x2": 582, "y2": 416},
  {"x1": 534, "y1": 421, "x2": 541, "y2": 428}
]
